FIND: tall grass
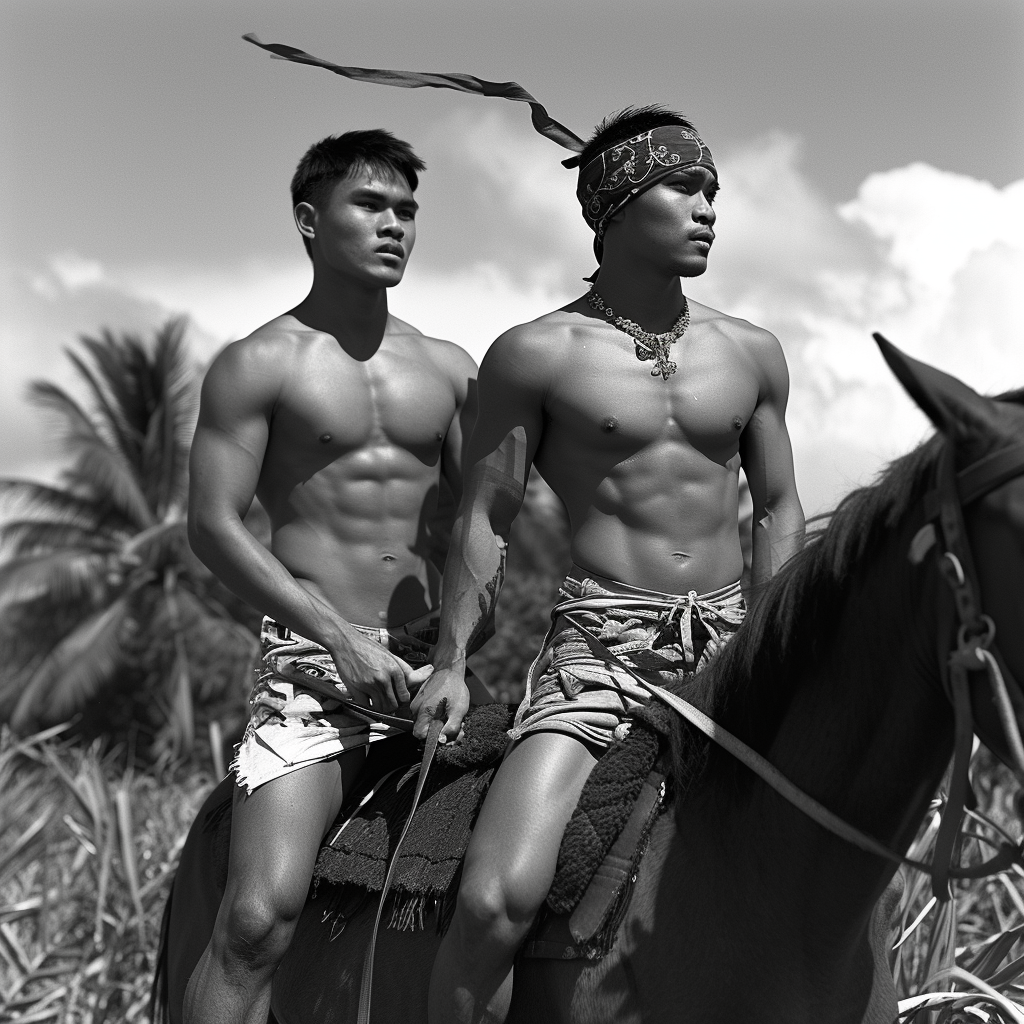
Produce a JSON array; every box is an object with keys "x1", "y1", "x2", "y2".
[
  {"x1": 2, "y1": 724, "x2": 1023, "y2": 1022},
  {"x1": 0, "y1": 725, "x2": 213, "y2": 1022},
  {"x1": 893, "y1": 750, "x2": 1024, "y2": 1022}
]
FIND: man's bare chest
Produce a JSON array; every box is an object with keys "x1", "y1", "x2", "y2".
[
  {"x1": 544, "y1": 330, "x2": 759, "y2": 462},
  {"x1": 267, "y1": 347, "x2": 456, "y2": 468}
]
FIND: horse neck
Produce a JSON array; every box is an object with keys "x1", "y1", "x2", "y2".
[{"x1": 692, "y1": 521, "x2": 953, "y2": 913}]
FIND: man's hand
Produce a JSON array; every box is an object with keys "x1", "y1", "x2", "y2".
[
  {"x1": 330, "y1": 632, "x2": 431, "y2": 712},
  {"x1": 411, "y1": 666, "x2": 470, "y2": 743}
]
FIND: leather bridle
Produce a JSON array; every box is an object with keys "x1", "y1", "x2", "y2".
[
  {"x1": 564, "y1": 433, "x2": 1024, "y2": 901},
  {"x1": 911, "y1": 435, "x2": 1024, "y2": 897}
]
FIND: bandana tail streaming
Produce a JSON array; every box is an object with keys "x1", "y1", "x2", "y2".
[{"x1": 243, "y1": 34, "x2": 584, "y2": 155}]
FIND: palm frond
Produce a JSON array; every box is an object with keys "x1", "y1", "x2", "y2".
[
  {"x1": 0, "y1": 479, "x2": 109, "y2": 526},
  {"x1": 0, "y1": 550, "x2": 108, "y2": 610},
  {"x1": 139, "y1": 321, "x2": 197, "y2": 517},
  {"x1": 0, "y1": 518, "x2": 117, "y2": 556},
  {"x1": 78, "y1": 329, "x2": 153, "y2": 439},
  {"x1": 27, "y1": 380, "x2": 103, "y2": 453},
  {"x1": 10, "y1": 595, "x2": 133, "y2": 731},
  {"x1": 64, "y1": 346, "x2": 144, "y2": 469},
  {"x1": 119, "y1": 517, "x2": 187, "y2": 561},
  {"x1": 57, "y1": 437, "x2": 155, "y2": 529}
]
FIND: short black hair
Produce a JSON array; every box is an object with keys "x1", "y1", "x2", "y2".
[
  {"x1": 579, "y1": 105, "x2": 699, "y2": 168},
  {"x1": 290, "y1": 130, "x2": 426, "y2": 257}
]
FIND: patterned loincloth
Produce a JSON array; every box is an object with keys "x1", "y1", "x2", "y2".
[
  {"x1": 231, "y1": 613, "x2": 438, "y2": 794},
  {"x1": 509, "y1": 567, "x2": 745, "y2": 750}
]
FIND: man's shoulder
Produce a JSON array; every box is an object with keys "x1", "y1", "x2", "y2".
[
  {"x1": 691, "y1": 299, "x2": 778, "y2": 348},
  {"x1": 212, "y1": 315, "x2": 313, "y2": 370},
  {"x1": 485, "y1": 310, "x2": 580, "y2": 366},
  {"x1": 202, "y1": 315, "x2": 313, "y2": 403},
  {"x1": 386, "y1": 315, "x2": 478, "y2": 382},
  {"x1": 692, "y1": 300, "x2": 786, "y2": 367},
  {"x1": 691, "y1": 301, "x2": 789, "y2": 399}
]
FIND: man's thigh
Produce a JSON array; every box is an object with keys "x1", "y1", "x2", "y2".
[
  {"x1": 226, "y1": 748, "x2": 367, "y2": 902},
  {"x1": 462, "y1": 731, "x2": 598, "y2": 920}
]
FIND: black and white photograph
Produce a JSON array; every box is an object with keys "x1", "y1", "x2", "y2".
[{"x1": 2, "y1": 2, "x2": 1023, "y2": 1021}]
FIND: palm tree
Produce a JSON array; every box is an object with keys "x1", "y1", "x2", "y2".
[{"x1": 0, "y1": 319, "x2": 257, "y2": 755}]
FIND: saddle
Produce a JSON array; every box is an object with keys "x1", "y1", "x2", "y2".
[{"x1": 304, "y1": 700, "x2": 673, "y2": 961}]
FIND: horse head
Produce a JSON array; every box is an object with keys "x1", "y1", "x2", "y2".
[{"x1": 875, "y1": 334, "x2": 1024, "y2": 782}]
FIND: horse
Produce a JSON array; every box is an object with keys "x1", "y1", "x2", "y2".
[{"x1": 153, "y1": 338, "x2": 1024, "y2": 1023}]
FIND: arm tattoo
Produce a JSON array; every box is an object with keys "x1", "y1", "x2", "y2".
[{"x1": 466, "y1": 543, "x2": 507, "y2": 655}]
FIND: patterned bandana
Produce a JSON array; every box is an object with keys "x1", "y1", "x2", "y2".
[{"x1": 575, "y1": 126, "x2": 717, "y2": 258}]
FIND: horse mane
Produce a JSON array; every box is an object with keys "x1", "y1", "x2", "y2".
[{"x1": 666, "y1": 388, "x2": 1024, "y2": 804}]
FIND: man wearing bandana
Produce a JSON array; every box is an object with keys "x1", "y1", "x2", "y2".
[{"x1": 414, "y1": 105, "x2": 805, "y2": 1022}]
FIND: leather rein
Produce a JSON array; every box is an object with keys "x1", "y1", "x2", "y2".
[
  {"x1": 563, "y1": 437, "x2": 1024, "y2": 901},
  {"x1": 268, "y1": 670, "x2": 444, "y2": 1024}
]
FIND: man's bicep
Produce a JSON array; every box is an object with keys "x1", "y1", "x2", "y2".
[
  {"x1": 441, "y1": 370, "x2": 479, "y2": 503},
  {"x1": 464, "y1": 337, "x2": 545, "y2": 468},
  {"x1": 742, "y1": 333, "x2": 798, "y2": 510},
  {"x1": 742, "y1": 404, "x2": 799, "y2": 511},
  {"x1": 745, "y1": 356, "x2": 798, "y2": 516},
  {"x1": 463, "y1": 405, "x2": 541, "y2": 534},
  {"x1": 190, "y1": 422, "x2": 266, "y2": 520},
  {"x1": 190, "y1": 354, "x2": 275, "y2": 520}
]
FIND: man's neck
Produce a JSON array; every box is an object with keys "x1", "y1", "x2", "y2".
[
  {"x1": 290, "y1": 266, "x2": 391, "y2": 359},
  {"x1": 589, "y1": 263, "x2": 685, "y2": 333}
]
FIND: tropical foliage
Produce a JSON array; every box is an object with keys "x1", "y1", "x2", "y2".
[
  {"x1": 0, "y1": 321, "x2": 257, "y2": 758},
  {"x1": 0, "y1": 723, "x2": 213, "y2": 1022},
  {"x1": 893, "y1": 749, "x2": 1024, "y2": 1021}
]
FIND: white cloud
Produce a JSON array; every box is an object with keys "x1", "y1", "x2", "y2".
[{"x1": 684, "y1": 137, "x2": 1024, "y2": 512}]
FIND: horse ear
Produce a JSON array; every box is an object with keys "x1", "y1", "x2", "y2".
[{"x1": 873, "y1": 333, "x2": 1000, "y2": 437}]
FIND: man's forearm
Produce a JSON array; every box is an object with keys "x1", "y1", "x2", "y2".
[
  {"x1": 189, "y1": 514, "x2": 358, "y2": 654},
  {"x1": 750, "y1": 500, "x2": 805, "y2": 591},
  {"x1": 432, "y1": 506, "x2": 507, "y2": 671}
]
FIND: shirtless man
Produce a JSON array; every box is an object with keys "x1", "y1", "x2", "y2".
[
  {"x1": 412, "y1": 105, "x2": 805, "y2": 1022},
  {"x1": 183, "y1": 129, "x2": 485, "y2": 1024}
]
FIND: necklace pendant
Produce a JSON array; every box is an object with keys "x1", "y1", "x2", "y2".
[{"x1": 588, "y1": 287, "x2": 689, "y2": 384}]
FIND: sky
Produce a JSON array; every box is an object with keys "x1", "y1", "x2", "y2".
[{"x1": 2, "y1": 0, "x2": 1022, "y2": 513}]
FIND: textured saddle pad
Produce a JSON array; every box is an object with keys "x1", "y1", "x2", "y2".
[
  {"x1": 311, "y1": 702, "x2": 514, "y2": 930},
  {"x1": 202, "y1": 699, "x2": 671, "y2": 955}
]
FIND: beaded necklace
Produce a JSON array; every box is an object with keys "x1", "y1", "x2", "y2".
[{"x1": 586, "y1": 288, "x2": 689, "y2": 380}]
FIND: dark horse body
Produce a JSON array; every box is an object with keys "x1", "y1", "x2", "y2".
[{"x1": 155, "y1": 342, "x2": 1024, "y2": 1023}]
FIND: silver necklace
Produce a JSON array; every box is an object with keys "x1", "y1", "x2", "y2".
[{"x1": 586, "y1": 288, "x2": 689, "y2": 380}]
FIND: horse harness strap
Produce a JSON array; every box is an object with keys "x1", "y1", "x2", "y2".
[
  {"x1": 267, "y1": 666, "x2": 423, "y2": 733},
  {"x1": 568, "y1": 769, "x2": 665, "y2": 945},
  {"x1": 356, "y1": 701, "x2": 448, "y2": 1024},
  {"x1": 561, "y1": 614, "x2": 1017, "y2": 883},
  {"x1": 919, "y1": 440, "x2": 1024, "y2": 898},
  {"x1": 563, "y1": 611, "x2": 1024, "y2": 894}
]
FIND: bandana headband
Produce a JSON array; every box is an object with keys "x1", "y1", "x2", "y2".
[
  {"x1": 575, "y1": 127, "x2": 716, "y2": 258},
  {"x1": 245, "y1": 36, "x2": 714, "y2": 260}
]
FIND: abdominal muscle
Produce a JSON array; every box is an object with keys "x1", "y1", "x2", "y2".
[
  {"x1": 542, "y1": 442, "x2": 745, "y2": 596},
  {"x1": 259, "y1": 468, "x2": 441, "y2": 629}
]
